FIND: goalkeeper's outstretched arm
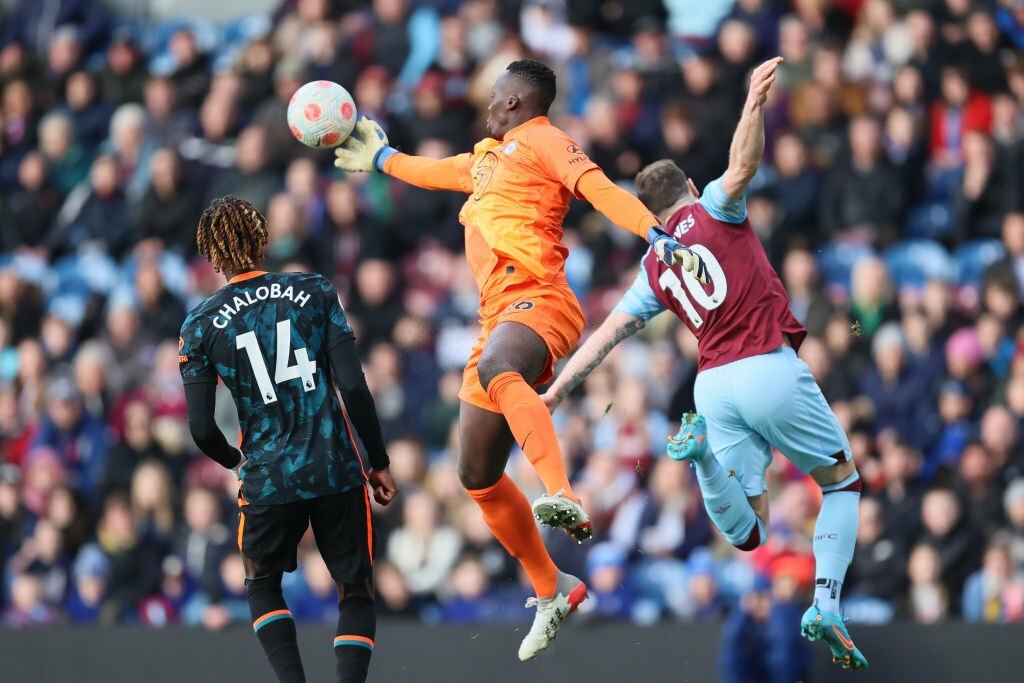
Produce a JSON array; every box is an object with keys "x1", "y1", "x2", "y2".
[{"x1": 334, "y1": 116, "x2": 470, "y2": 193}]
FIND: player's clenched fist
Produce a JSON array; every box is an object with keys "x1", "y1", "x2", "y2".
[
  {"x1": 369, "y1": 466, "x2": 399, "y2": 506},
  {"x1": 334, "y1": 116, "x2": 390, "y2": 173}
]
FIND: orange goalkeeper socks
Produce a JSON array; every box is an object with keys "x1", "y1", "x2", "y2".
[
  {"x1": 486, "y1": 371, "x2": 575, "y2": 498},
  {"x1": 466, "y1": 474, "x2": 558, "y2": 598}
]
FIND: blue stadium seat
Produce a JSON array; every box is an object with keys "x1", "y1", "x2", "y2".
[
  {"x1": 817, "y1": 242, "x2": 876, "y2": 295},
  {"x1": 954, "y1": 239, "x2": 1007, "y2": 288},
  {"x1": 53, "y1": 252, "x2": 120, "y2": 299},
  {"x1": 883, "y1": 239, "x2": 955, "y2": 290}
]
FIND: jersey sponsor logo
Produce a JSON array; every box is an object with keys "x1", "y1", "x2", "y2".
[
  {"x1": 509, "y1": 300, "x2": 535, "y2": 311},
  {"x1": 565, "y1": 143, "x2": 588, "y2": 166},
  {"x1": 213, "y1": 284, "x2": 312, "y2": 329},
  {"x1": 472, "y1": 151, "x2": 498, "y2": 201}
]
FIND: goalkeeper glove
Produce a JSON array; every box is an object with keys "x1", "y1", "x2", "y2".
[
  {"x1": 334, "y1": 117, "x2": 397, "y2": 173},
  {"x1": 648, "y1": 228, "x2": 710, "y2": 285}
]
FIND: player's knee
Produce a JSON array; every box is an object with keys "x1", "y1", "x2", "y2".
[
  {"x1": 476, "y1": 356, "x2": 520, "y2": 393},
  {"x1": 245, "y1": 572, "x2": 283, "y2": 593},
  {"x1": 729, "y1": 518, "x2": 769, "y2": 552},
  {"x1": 458, "y1": 458, "x2": 499, "y2": 492},
  {"x1": 339, "y1": 579, "x2": 374, "y2": 603}
]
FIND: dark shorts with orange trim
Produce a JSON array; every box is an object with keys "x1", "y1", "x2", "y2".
[
  {"x1": 459, "y1": 282, "x2": 585, "y2": 413},
  {"x1": 237, "y1": 485, "x2": 375, "y2": 583}
]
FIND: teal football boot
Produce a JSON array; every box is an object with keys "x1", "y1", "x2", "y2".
[
  {"x1": 800, "y1": 604, "x2": 869, "y2": 671},
  {"x1": 667, "y1": 412, "x2": 710, "y2": 463}
]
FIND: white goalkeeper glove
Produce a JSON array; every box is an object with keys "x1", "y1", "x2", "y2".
[
  {"x1": 649, "y1": 229, "x2": 710, "y2": 285},
  {"x1": 334, "y1": 117, "x2": 396, "y2": 173}
]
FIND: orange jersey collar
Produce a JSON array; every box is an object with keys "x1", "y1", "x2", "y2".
[
  {"x1": 228, "y1": 270, "x2": 267, "y2": 284},
  {"x1": 503, "y1": 115, "x2": 550, "y2": 139}
]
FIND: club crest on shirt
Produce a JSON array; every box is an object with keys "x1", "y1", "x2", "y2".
[{"x1": 473, "y1": 151, "x2": 499, "y2": 201}]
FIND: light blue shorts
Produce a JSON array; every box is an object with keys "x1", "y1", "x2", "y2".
[{"x1": 693, "y1": 346, "x2": 852, "y2": 497}]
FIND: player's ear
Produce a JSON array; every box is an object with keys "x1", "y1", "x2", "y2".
[
  {"x1": 507, "y1": 94, "x2": 519, "y2": 111},
  {"x1": 687, "y1": 178, "x2": 700, "y2": 198}
]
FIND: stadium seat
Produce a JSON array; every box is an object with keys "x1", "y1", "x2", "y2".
[
  {"x1": 817, "y1": 242, "x2": 876, "y2": 295},
  {"x1": 954, "y1": 239, "x2": 1007, "y2": 288},
  {"x1": 214, "y1": 15, "x2": 272, "y2": 72},
  {"x1": 883, "y1": 239, "x2": 955, "y2": 290}
]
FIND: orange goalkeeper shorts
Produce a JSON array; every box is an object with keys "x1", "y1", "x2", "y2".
[{"x1": 459, "y1": 281, "x2": 585, "y2": 414}]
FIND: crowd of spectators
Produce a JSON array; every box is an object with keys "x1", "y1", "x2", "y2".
[{"x1": 1, "y1": 0, "x2": 1024, "y2": 645}]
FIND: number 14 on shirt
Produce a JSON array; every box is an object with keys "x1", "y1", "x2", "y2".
[{"x1": 236, "y1": 319, "x2": 317, "y2": 404}]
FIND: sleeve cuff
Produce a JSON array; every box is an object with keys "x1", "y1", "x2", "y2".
[{"x1": 373, "y1": 146, "x2": 399, "y2": 172}]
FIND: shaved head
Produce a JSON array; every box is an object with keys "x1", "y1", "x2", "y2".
[{"x1": 485, "y1": 59, "x2": 557, "y2": 140}]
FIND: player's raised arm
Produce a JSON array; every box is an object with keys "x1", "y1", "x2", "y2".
[
  {"x1": 542, "y1": 269, "x2": 667, "y2": 412},
  {"x1": 720, "y1": 56, "x2": 782, "y2": 200},
  {"x1": 334, "y1": 117, "x2": 472, "y2": 193}
]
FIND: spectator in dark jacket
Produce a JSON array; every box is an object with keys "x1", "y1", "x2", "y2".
[
  {"x1": 819, "y1": 116, "x2": 905, "y2": 241},
  {"x1": 50, "y1": 155, "x2": 131, "y2": 258},
  {"x1": 919, "y1": 488, "x2": 984, "y2": 614},
  {"x1": 133, "y1": 149, "x2": 200, "y2": 255}
]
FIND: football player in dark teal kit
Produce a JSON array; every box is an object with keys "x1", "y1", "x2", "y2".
[{"x1": 180, "y1": 195, "x2": 397, "y2": 683}]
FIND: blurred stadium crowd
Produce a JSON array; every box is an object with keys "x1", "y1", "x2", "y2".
[{"x1": 1, "y1": 0, "x2": 1024, "y2": 649}]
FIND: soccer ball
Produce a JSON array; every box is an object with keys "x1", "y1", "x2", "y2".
[{"x1": 286, "y1": 80, "x2": 357, "y2": 149}]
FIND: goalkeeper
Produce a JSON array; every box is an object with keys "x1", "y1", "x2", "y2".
[{"x1": 334, "y1": 59, "x2": 707, "y2": 661}]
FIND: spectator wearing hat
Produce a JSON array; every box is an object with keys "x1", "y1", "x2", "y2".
[
  {"x1": 64, "y1": 542, "x2": 110, "y2": 623},
  {"x1": 584, "y1": 542, "x2": 633, "y2": 620},
  {"x1": 926, "y1": 381, "x2": 975, "y2": 480},
  {"x1": 31, "y1": 377, "x2": 108, "y2": 500},
  {"x1": 719, "y1": 573, "x2": 810, "y2": 683},
  {"x1": 860, "y1": 322, "x2": 934, "y2": 446}
]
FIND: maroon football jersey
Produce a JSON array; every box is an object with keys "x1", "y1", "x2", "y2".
[{"x1": 642, "y1": 203, "x2": 806, "y2": 372}]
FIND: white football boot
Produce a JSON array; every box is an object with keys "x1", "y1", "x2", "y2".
[
  {"x1": 532, "y1": 491, "x2": 594, "y2": 542},
  {"x1": 518, "y1": 571, "x2": 589, "y2": 661}
]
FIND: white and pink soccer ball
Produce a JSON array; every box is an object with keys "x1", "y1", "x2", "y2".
[{"x1": 286, "y1": 80, "x2": 357, "y2": 149}]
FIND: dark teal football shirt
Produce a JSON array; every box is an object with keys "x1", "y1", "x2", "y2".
[{"x1": 179, "y1": 272, "x2": 365, "y2": 504}]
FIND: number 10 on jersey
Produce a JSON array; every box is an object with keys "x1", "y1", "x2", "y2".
[{"x1": 236, "y1": 320, "x2": 317, "y2": 404}]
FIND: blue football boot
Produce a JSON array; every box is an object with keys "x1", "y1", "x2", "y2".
[
  {"x1": 800, "y1": 604, "x2": 869, "y2": 671},
  {"x1": 667, "y1": 412, "x2": 710, "y2": 463}
]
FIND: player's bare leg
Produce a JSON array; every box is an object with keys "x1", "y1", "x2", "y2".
[
  {"x1": 334, "y1": 578, "x2": 376, "y2": 683},
  {"x1": 242, "y1": 555, "x2": 306, "y2": 683},
  {"x1": 459, "y1": 402, "x2": 588, "y2": 659},
  {"x1": 801, "y1": 461, "x2": 869, "y2": 670},
  {"x1": 476, "y1": 321, "x2": 592, "y2": 541}
]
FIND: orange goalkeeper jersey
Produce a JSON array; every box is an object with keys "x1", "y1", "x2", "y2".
[{"x1": 405, "y1": 117, "x2": 599, "y2": 299}]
